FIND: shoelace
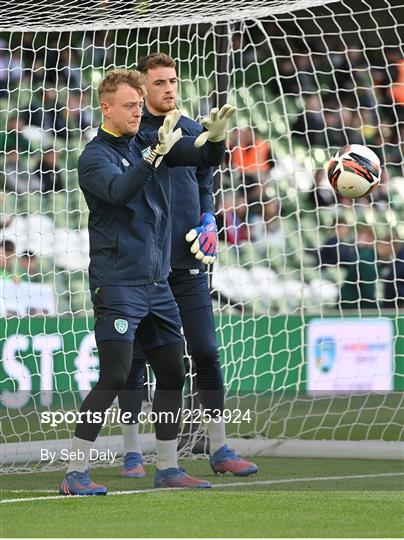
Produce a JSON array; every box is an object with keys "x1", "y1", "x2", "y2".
[
  {"x1": 222, "y1": 448, "x2": 242, "y2": 461},
  {"x1": 125, "y1": 455, "x2": 142, "y2": 467},
  {"x1": 70, "y1": 471, "x2": 91, "y2": 485}
]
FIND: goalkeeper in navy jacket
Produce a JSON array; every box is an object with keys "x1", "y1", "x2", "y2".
[
  {"x1": 117, "y1": 54, "x2": 258, "y2": 479},
  {"x1": 60, "y1": 69, "x2": 235, "y2": 495}
]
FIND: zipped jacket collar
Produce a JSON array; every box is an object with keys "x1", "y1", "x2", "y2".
[{"x1": 98, "y1": 125, "x2": 133, "y2": 147}]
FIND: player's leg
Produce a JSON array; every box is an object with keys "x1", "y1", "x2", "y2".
[
  {"x1": 143, "y1": 341, "x2": 209, "y2": 488},
  {"x1": 170, "y1": 269, "x2": 258, "y2": 476},
  {"x1": 60, "y1": 286, "x2": 147, "y2": 495},
  {"x1": 143, "y1": 281, "x2": 211, "y2": 488},
  {"x1": 60, "y1": 340, "x2": 133, "y2": 495},
  {"x1": 118, "y1": 338, "x2": 195, "y2": 481},
  {"x1": 118, "y1": 343, "x2": 148, "y2": 478}
]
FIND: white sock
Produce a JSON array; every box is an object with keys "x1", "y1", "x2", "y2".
[
  {"x1": 156, "y1": 439, "x2": 178, "y2": 471},
  {"x1": 206, "y1": 417, "x2": 227, "y2": 454},
  {"x1": 67, "y1": 436, "x2": 94, "y2": 473},
  {"x1": 121, "y1": 423, "x2": 142, "y2": 455}
]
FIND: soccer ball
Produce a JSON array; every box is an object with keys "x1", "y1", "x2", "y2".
[{"x1": 327, "y1": 144, "x2": 381, "y2": 198}]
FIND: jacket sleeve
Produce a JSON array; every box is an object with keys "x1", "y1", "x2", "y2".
[
  {"x1": 196, "y1": 166, "x2": 215, "y2": 215},
  {"x1": 78, "y1": 148, "x2": 155, "y2": 205},
  {"x1": 164, "y1": 137, "x2": 225, "y2": 168}
]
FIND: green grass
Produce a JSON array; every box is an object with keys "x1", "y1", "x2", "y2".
[{"x1": 1, "y1": 457, "x2": 403, "y2": 537}]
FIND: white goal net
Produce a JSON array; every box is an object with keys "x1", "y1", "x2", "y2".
[{"x1": 1, "y1": 0, "x2": 403, "y2": 471}]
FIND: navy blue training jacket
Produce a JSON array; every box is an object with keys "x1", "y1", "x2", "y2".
[
  {"x1": 140, "y1": 108, "x2": 215, "y2": 270},
  {"x1": 78, "y1": 126, "x2": 224, "y2": 289}
]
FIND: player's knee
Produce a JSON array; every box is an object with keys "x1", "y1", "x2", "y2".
[
  {"x1": 192, "y1": 346, "x2": 219, "y2": 367},
  {"x1": 192, "y1": 347, "x2": 223, "y2": 389},
  {"x1": 147, "y1": 341, "x2": 185, "y2": 390},
  {"x1": 125, "y1": 365, "x2": 146, "y2": 390},
  {"x1": 151, "y1": 342, "x2": 186, "y2": 390},
  {"x1": 192, "y1": 347, "x2": 221, "y2": 370},
  {"x1": 99, "y1": 368, "x2": 129, "y2": 390},
  {"x1": 155, "y1": 359, "x2": 185, "y2": 390}
]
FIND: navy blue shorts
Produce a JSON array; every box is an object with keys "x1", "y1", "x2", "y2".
[
  {"x1": 91, "y1": 281, "x2": 183, "y2": 349},
  {"x1": 168, "y1": 269, "x2": 217, "y2": 356}
]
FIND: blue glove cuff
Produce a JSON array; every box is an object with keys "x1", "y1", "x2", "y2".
[{"x1": 201, "y1": 212, "x2": 217, "y2": 228}]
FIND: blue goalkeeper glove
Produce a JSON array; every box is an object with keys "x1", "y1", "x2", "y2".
[{"x1": 185, "y1": 212, "x2": 217, "y2": 265}]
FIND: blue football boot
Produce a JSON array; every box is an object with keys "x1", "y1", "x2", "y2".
[
  {"x1": 121, "y1": 452, "x2": 146, "y2": 478},
  {"x1": 60, "y1": 470, "x2": 107, "y2": 496},
  {"x1": 154, "y1": 467, "x2": 211, "y2": 489},
  {"x1": 210, "y1": 445, "x2": 258, "y2": 476}
]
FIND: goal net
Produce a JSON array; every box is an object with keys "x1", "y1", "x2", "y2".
[{"x1": 1, "y1": 0, "x2": 403, "y2": 471}]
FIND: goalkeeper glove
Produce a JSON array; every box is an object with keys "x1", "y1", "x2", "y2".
[
  {"x1": 194, "y1": 104, "x2": 236, "y2": 148},
  {"x1": 185, "y1": 212, "x2": 217, "y2": 265},
  {"x1": 143, "y1": 109, "x2": 182, "y2": 167}
]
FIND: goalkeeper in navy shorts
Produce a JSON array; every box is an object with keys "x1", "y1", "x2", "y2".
[
  {"x1": 117, "y1": 54, "x2": 258, "y2": 479},
  {"x1": 60, "y1": 69, "x2": 235, "y2": 495}
]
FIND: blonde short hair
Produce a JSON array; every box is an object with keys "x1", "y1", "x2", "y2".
[{"x1": 98, "y1": 69, "x2": 145, "y2": 103}]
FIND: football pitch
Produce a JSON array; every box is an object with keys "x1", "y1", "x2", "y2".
[{"x1": 1, "y1": 457, "x2": 403, "y2": 538}]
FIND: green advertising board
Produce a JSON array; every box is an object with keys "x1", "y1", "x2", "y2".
[{"x1": 0, "y1": 314, "x2": 403, "y2": 410}]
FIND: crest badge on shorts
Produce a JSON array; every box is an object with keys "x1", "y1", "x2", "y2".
[
  {"x1": 114, "y1": 319, "x2": 128, "y2": 334},
  {"x1": 121, "y1": 158, "x2": 130, "y2": 167}
]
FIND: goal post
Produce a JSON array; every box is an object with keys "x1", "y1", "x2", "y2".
[{"x1": 1, "y1": 0, "x2": 403, "y2": 472}]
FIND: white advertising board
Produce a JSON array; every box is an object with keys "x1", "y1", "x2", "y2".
[{"x1": 307, "y1": 318, "x2": 393, "y2": 394}]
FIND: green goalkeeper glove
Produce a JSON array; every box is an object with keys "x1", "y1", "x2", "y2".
[
  {"x1": 194, "y1": 104, "x2": 236, "y2": 148},
  {"x1": 143, "y1": 109, "x2": 182, "y2": 167}
]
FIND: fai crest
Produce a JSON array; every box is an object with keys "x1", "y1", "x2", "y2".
[
  {"x1": 315, "y1": 337, "x2": 336, "y2": 373},
  {"x1": 114, "y1": 319, "x2": 128, "y2": 334}
]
